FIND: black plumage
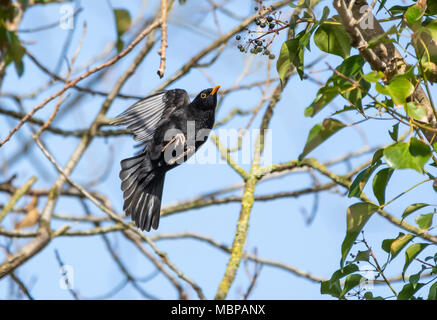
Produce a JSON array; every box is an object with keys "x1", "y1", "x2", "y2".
[{"x1": 110, "y1": 86, "x2": 220, "y2": 231}]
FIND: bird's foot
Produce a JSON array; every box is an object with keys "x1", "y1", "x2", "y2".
[
  {"x1": 162, "y1": 133, "x2": 186, "y2": 152},
  {"x1": 168, "y1": 145, "x2": 195, "y2": 165}
]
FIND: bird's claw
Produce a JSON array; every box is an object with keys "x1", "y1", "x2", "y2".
[
  {"x1": 168, "y1": 145, "x2": 195, "y2": 165},
  {"x1": 162, "y1": 133, "x2": 186, "y2": 152}
]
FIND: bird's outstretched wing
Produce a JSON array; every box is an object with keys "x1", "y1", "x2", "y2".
[{"x1": 110, "y1": 89, "x2": 190, "y2": 142}]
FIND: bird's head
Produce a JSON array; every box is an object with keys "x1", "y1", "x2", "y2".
[{"x1": 192, "y1": 85, "x2": 220, "y2": 110}]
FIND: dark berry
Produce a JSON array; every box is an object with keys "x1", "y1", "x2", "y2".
[
  {"x1": 254, "y1": 6, "x2": 258, "y2": 11},
  {"x1": 237, "y1": 44, "x2": 243, "y2": 50},
  {"x1": 255, "y1": 39, "x2": 262, "y2": 46},
  {"x1": 260, "y1": 22, "x2": 266, "y2": 28},
  {"x1": 236, "y1": 35, "x2": 241, "y2": 41},
  {"x1": 250, "y1": 48, "x2": 256, "y2": 54},
  {"x1": 269, "y1": 23, "x2": 275, "y2": 29},
  {"x1": 256, "y1": 47, "x2": 263, "y2": 53},
  {"x1": 269, "y1": 53, "x2": 275, "y2": 60},
  {"x1": 254, "y1": 18, "x2": 260, "y2": 25},
  {"x1": 266, "y1": 16, "x2": 273, "y2": 22}
]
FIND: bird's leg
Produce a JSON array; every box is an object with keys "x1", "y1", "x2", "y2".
[
  {"x1": 168, "y1": 146, "x2": 195, "y2": 165},
  {"x1": 161, "y1": 133, "x2": 186, "y2": 152}
]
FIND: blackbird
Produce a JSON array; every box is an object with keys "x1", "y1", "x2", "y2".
[{"x1": 110, "y1": 85, "x2": 220, "y2": 231}]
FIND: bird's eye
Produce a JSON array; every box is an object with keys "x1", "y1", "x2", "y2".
[{"x1": 200, "y1": 93, "x2": 207, "y2": 99}]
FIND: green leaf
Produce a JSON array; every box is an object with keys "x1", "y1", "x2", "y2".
[
  {"x1": 426, "y1": 0, "x2": 437, "y2": 15},
  {"x1": 321, "y1": 6, "x2": 330, "y2": 22},
  {"x1": 389, "y1": 123, "x2": 399, "y2": 141},
  {"x1": 406, "y1": 102, "x2": 428, "y2": 121},
  {"x1": 383, "y1": 138, "x2": 431, "y2": 173},
  {"x1": 331, "y1": 263, "x2": 359, "y2": 281},
  {"x1": 314, "y1": 22, "x2": 351, "y2": 58},
  {"x1": 402, "y1": 203, "x2": 429, "y2": 219},
  {"x1": 387, "y1": 233, "x2": 415, "y2": 261},
  {"x1": 336, "y1": 56, "x2": 370, "y2": 108},
  {"x1": 304, "y1": 86, "x2": 339, "y2": 117},
  {"x1": 348, "y1": 162, "x2": 380, "y2": 198},
  {"x1": 405, "y1": 2, "x2": 426, "y2": 27},
  {"x1": 398, "y1": 282, "x2": 425, "y2": 300},
  {"x1": 403, "y1": 243, "x2": 429, "y2": 278},
  {"x1": 321, "y1": 263, "x2": 360, "y2": 297},
  {"x1": 428, "y1": 281, "x2": 437, "y2": 300},
  {"x1": 113, "y1": 9, "x2": 131, "y2": 53},
  {"x1": 363, "y1": 71, "x2": 384, "y2": 82},
  {"x1": 341, "y1": 203, "x2": 379, "y2": 266},
  {"x1": 340, "y1": 274, "x2": 364, "y2": 298},
  {"x1": 277, "y1": 40, "x2": 294, "y2": 84},
  {"x1": 114, "y1": 9, "x2": 131, "y2": 37},
  {"x1": 116, "y1": 38, "x2": 124, "y2": 54},
  {"x1": 5, "y1": 30, "x2": 25, "y2": 77},
  {"x1": 377, "y1": 0, "x2": 388, "y2": 13},
  {"x1": 320, "y1": 279, "x2": 342, "y2": 298},
  {"x1": 372, "y1": 168, "x2": 394, "y2": 205},
  {"x1": 372, "y1": 149, "x2": 384, "y2": 165},
  {"x1": 305, "y1": 56, "x2": 367, "y2": 116},
  {"x1": 299, "y1": 118, "x2": 346, "y2": 160},
  {"x1": 424, "y1": 19, "x2": 437, "y2": 41},
  {"x1": 416, "y1": 213, "x2": 434, "y2": 229},
  {"x1": 389, "y1": 5, "x2": 410, "y2": 15},
  {"x1": 375, "y1": 82, "x2": 390, "y2": 95},
  {"x1": 409, "y1": 267, "x2": 425, "y2": 285},
  {"x1": 364, "y1": 292, "x2": 384, "y2": 300},
  {"x1": 355, "y1": 250, "x2": 370, "y2": 262},
  {"x1": 276, "y1": 37, "x2": 305, "y2": 82},
  {"x1": 386, "y1": 77, "x2": 415, "y2": 106}
]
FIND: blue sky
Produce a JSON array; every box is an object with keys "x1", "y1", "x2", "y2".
[{"x1": 0, "y1": 0, "x2": 436, "y2": 299}]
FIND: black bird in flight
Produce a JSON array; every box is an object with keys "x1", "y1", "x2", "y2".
[{"x1": 110, "y1": 85, "x2": 220, "y2": 231}]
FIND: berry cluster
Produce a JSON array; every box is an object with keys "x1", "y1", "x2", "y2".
[{"x1": 234, "y1": 4, "x2": 285, "y2": 60}]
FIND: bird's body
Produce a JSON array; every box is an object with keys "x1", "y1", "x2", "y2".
[{"x1": 111, "y1": 86, "x2": 220, "y2": 231}]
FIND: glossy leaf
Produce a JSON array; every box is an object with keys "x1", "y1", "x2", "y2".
[
  {"x1": 406, "y1": 102, "x2": 427, "y2": 121},
  {"x1": 387, "y1": 77, "x2": 415, "y2": 106},
  {"x1": 403, "y1": 243, "x2": 429, "y2": 278},
  {"x1": 348, "y1": 162, "x2": 380, "y2": 198},
  {"x1": 389, "y1": 123, "x2": 399, "y2": 142},
  {"x1": 341, "y1": 203, "x2": 379, "y2": 266},
  {"x1": 405, "y1": 0, "x2": 426, "y2": 26},
  {"x1": 304, "y1": 86, "x2": 339, "y2": 117},
  {"x1": 402, "y1": 203, "x2": 429, "y2": 219},
  {"x1": 314, "y1": 22, "x2": 351, "y2": 58},
  {"x1": 383, "y1": 138, "x2": 431, "y2": 173},
  {"x1": 363, "y1": 71, "x2": 384, "y2": 82},
  {"x1": 299, "y1": 118, "x2": 345, "y2": 160},
  {"x1": 276, "y1": 37, "x2": 304, "y2": 82},
  {"x1": 321, "y1": 264, "x2": 359, "y2": 298},
  {"x1": 305, "y1": 56, "x2": 367, "y2": 116},
  {"x1": 385, "y1": 233, "x2": 414, "y2": 261},
  {"x1": 416, "y1": 213, "x2": 434, "y2": 229},
  {"x1": 428, "y1": 281, "x2": 437, "y2": 300},
  {"x1": 372, "y1": 168, "x2": 394, "y2": 205},
  {"x1": 355, "y1": 250, "x2": 370, "y2": 262},
  {"x1": 340, "y1": 274, "x2": 364, "y2": 298},
  {"x1": 398, "y1": 282, "x2": 425, "y2": 300}
]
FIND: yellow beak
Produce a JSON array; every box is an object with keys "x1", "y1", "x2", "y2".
[{"x1": 210, "y1": 85, "x2": 221, "y2": 95}]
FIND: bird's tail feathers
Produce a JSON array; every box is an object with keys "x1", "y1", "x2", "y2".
[{"x1": 120, "y1": 152, "x2": 165, "y2": 231}]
